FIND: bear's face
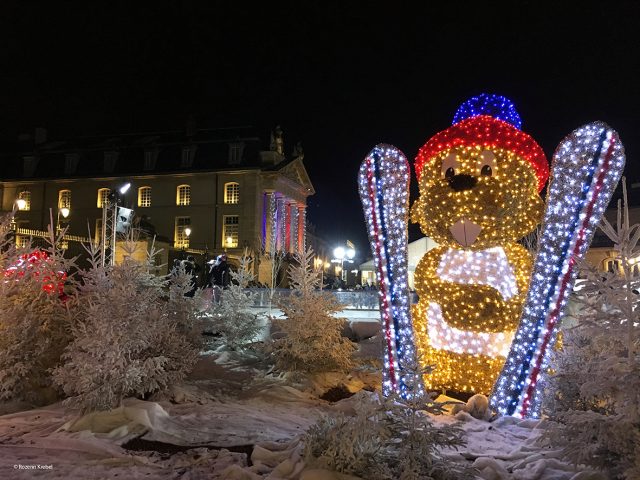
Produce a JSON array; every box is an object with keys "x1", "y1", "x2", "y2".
[{"x1": 411, "y1": 146, "x2": 543, "y2": 250}]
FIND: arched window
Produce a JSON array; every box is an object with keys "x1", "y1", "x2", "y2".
[
  {"x1": 223, "y1": 215, "x2": 239, "y2": 248},
  {"x1": 138, "y1": 186, "x2": 151, "y2": 207},
  {"x1": 224, "y1": 182, "x2": 240, "y2": 204},
  {"x1": 58, "y1": 189, "x2": 72, "y2": 209},
  {"x1": 17, "y1": 190, "x2": 31, "y2": 211},
  {"x1": 97, "y1": 188, "x2": 111, "y2": 208},
  {"x1": 177, "y1": 185, "x2": 191, "y2": 206},
  {"x1": 175, "y1": 216, "x2": 191, "y2": 248}
]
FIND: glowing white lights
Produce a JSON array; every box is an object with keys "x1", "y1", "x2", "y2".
[
  {"x1": 427, "y1": 303, "x2": 513, "y2": 357},
  {"x1": 358, "y1": 144, "x2": 424, "y2": 399},
  {"x1": 491, "y1": 122, "x2": 626, "y2": 419},
  {"x1": 436, "y1": 247, "x2": 518, "y2": 300}
]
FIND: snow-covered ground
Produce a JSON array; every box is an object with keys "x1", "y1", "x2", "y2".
[{"x1": 0, "y1": 348, "x2": 604, "y2": 480}]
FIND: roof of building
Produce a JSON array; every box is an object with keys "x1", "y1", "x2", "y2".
[{"x1": 0, "y1": 126, "x2": 298, "y2": 181}]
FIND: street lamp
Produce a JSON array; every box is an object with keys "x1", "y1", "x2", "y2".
[
  {"x1": 332, "y1": 245, "x2": 356, "y2": 284},
  {"x1": 102, "y1": 182, "x2": 133, "y2": 266},
  {"x1": 57, "y1": 207, "x2": 70, "y2": 233},
  {"x1": 184, "y1": 227, "x2": 192, "y2": 248}
]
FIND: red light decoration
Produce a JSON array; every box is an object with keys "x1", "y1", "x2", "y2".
[
  {"x1": 4, "y1": 250, "x2": 67, "y2": 296},
  {"x1": 415, "y1": 115, "x2": 549, "y2": 191}
]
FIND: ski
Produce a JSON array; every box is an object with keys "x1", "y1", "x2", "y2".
[
  {"x1": 491, "y1": 122, "x2": 626, "y2": 418},
  {"x1": 358, "y1": 144, "x2": 423, "y2": 398}
]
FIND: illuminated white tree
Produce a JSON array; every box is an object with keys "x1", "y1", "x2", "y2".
[
  {"x1": 268, "y1": 247, "x2": 356, "y2": 373},
  {"x1": 53, "y1": 234, "x2": 201, "y2": 412},
  {"x1": 543, "y1": 180, "x2": 640, "y2": 479}
]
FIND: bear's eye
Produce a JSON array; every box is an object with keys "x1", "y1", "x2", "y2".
[
  {"x1": 441, "y1": 151, "x2": 459, "y2": 179},
  {"x1": 478, "y1": 150, "x2": 497, "y2": 178}
]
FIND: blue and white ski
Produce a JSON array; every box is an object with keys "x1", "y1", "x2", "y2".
[{"x1": 491, "y1": 122, "x2": 626, "y2": 418}]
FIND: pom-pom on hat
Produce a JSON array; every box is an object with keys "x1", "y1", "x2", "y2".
[{"x1": 415, "y1": 94, "x2": 549, "y2": 192}]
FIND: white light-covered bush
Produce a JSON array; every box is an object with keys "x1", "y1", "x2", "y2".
[
  {"x1": 303, "y1": 391, "x2": 470, "y2": 480},
  {"x1": 268, "y1": 248, "x2": 356, "y2": 373},
  {"x1": 211, "y1": 249, "x2": 264, "y2": 350},
  {"x1": 53, "y1": 235, "x2": 201, "y2": 412},
  {"x1": 0, "y1": 214, "x2": 76, "y2": 404},
  {"x1": 543, "y1": 181, "x2": 640, "y2": 479}
]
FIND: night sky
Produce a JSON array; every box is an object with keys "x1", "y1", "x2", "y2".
[{"x1": 2, "y1": 2, "x2": 640, "y2": 259}]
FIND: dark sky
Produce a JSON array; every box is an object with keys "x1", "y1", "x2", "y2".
[{"x1": 2, "y1": 2, "x2": 640, "y2": 258}]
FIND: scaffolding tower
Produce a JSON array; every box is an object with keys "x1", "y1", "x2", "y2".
[{"x1": 101, "y1": 198, "x2": 119, "y2": 266}]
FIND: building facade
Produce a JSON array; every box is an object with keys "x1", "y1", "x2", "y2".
[{"x1": 0, "y1": 126, "x2": 315, "y2": 281}]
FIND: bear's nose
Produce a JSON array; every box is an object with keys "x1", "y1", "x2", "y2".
[{"x1": 448, "y1": 174, "x2": 478, "y2": 192}]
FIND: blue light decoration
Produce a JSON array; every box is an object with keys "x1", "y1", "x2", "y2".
[
  {"x1": 452, "y1": 93, "x2": 523, "y2": 129},
  {"x1": 490, "y1": 122, "x2": 626, "y2": 418},
  {"x1": 358, "y1": 144, "x2": 424, "y2": 399}
]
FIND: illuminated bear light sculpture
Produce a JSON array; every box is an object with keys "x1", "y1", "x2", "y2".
[{"x1": 410, "y1": 95, "x2": 549, "y2": 394}]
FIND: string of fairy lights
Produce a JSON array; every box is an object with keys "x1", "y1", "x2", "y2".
[
  {"x1": 491, "y1": 122, "x2": 625, "y2": 418},
  {"x1": 411, "y1": 94, "x2": 548, "y2": 394},
  {"x1": 358, "y1": 144, "x2": 424, "y2": 399},
  {"x1": 358, "y1": 94, "x2": 625, "y2": 417}
]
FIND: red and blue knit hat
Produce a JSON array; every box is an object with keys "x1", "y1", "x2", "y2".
[{"x1": 415, "y1": 94, "x2": 549, "y2": 192}]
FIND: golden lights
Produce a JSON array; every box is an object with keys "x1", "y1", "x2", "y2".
[{"x1": 411, "y1": 144, "x2": 543, "y2": 394}]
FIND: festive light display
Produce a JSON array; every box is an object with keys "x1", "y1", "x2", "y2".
[
  {"x1": 4, "y1": 249, "x2": 67, "y2": 296},
  {"x1": 491, "y1": 122, "x2": 625, "y2": 418},
  {"x1": 358, "y1": 144, "x2": 424, "y2": 398},
  {"x1": 411, "y1": 94, "x2": 549, "y2": 394},
  {"x1": 453, "y1": 93, "x2": 523, "y2": 130}
]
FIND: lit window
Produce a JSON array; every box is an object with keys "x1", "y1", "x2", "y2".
[
  {"x1": 223, "y1": 215, "x2": 239, "y2": 248},
  {"x1": 175, "y1": 216, "x2": 191, "y2": 248},
  {"x1": 177, "y1": 185, "x2": 191, "y2": 206},
  {"x1": 15, "y1": 235, "x2": 29, "y2": 249},
  {"x1": 58, "y1": 190, "x2": 72, "y2": 209},
  {"x1": 97, "y1": 188, "x2": 111, "y2": 208},
  {"x1": 18, "y1": 190, "x2": 31, "y2": 211},
  {"x1": 138, "y1": 186, "x2": 151, "y2": 207},
  {"x1": 224, "y1": 182, "x2": 240, "y2": 204}
]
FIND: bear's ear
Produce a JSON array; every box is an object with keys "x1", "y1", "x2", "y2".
[{"x1": 410, "y1": 198, "x2": 422, "y2": 225}]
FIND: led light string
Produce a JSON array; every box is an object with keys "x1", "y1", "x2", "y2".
[
  {"x1": 412, "y1": 93, "x2": 546, "y2": 395},
  {"x1": 491, "y1": 122, "x2": 625, "y2": 418},
  {"x1": 364, "y1": 155, "x2": 398, "y2": 393},
  {"x1": 359, "y1": 144, "x2": 424, "y2": 398},
  {"x1": 519, "y1": 130, "x2": 617, "y2": 417},
  {"x1": 453, "y1": 93, "x2": 523, "y2": 130},
  {"x1": 372, "y1": 152, "x2": 405, "y2": 380},
  {"x1": 515, "y1": 130, "x2": 608, "y2": 415}
]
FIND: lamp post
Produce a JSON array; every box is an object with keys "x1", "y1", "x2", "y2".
[
  {"x1": 332, "y1": 245, "x2": 356, "y2": 285},
  {"x1": 184, "y1": 227, "x2": 192, "y2": 252},
  {"x1": 56, "y1": 207, "x2": 70, "y2": 233}
]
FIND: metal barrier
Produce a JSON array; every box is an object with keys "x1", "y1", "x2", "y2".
[{"x1": 242, "y1": 288, "x2": 417, "y2": 311}]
